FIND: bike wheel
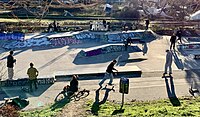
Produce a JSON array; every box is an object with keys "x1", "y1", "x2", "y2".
[
  {"x1": 76, "y1": 89, "x2": 90, "y2": 99},
  {"x1": 54, "y1": 92, "x2": 66, "y2": 102}
]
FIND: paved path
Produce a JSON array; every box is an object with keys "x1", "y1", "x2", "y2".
[
  {"x1": 0, "y1": 36, "x2": 179, "y2": 80},
  {"x1": 0, "y1": 71, "x2": 197, "y2": 110}
]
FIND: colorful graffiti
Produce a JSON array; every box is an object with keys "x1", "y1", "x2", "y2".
[
  {"x1": 107, "y1": 31, "x2": 155, "y2": 43},
  {"x1": 0, "y1": 32, "x2": 25, "y2": 41},
  {"x1": 3, "y1": 38, "x2": 51, "y2": 49},
  {"x1": 50, "y1": 37, "x2": 82, "y2": 46},
  {"x1": 1, "y1": 78, "x2": 55, "y2": 87},
  {"x1": 79, "y1": 45, "x2": 125, "y2": 57},
  {"x1": 75, "y1": 32, "x2": 96, "y2": 40},
  {"x1": 179, "y1": 43, "x2": 200, "y2": 50}
]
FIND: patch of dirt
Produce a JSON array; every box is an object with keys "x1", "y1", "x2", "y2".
[{"x1": 57, "y1": 99, "x2": 91, "y2": 117}]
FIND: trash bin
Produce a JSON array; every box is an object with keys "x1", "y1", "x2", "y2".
[{"x1": 119, "y1": 77, "x2": 129, "y2": 94}]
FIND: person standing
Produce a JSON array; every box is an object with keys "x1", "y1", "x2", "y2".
[
  {"x1": 27, "y1": 63, "x2": 39, "y2": 92},
  {"x1": 99, "y1": 60, "x2": 118, "y2": 86},
  {"x1": 7, "y1": 51, "x2": 16, "y2": 80},
  {"x1": 53, "y1": 20, "x2": 58, "y2": 32},
  {"x1": 176, "y1": 29, "x2": 182, "y2": 44},
  {"x1": 145, "y1": 19, "x2": 150, "y2": 30},
  {"x1": 124, "y1": 39, "x2": 128, "y2": 51},
  {"x1": 103, "y1": 19, "x2": 107, "y2": 29},
  {"x1": 163, "y1": 50, "x2": 173, "y2": 76},
  {"x1": 170, "y1": 33, "x2": 176, "y2": 50}
]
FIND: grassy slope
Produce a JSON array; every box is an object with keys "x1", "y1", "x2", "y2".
[
  {"x1": 20, "y1": 96, "x2": 200, "y2": 117},
  {"x1": 86, "y1": 96, "x2": 200, "y2": 117}
]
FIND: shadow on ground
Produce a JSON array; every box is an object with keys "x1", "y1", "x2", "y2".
[
  {"x1": 91, "y1": 86, "x2": 115, "y2": 116},
  {"x1": 164, "y1": 76, "x2": 181, "y2": 106},
  {"x1": 0, "y1": 84, "x2": 52, "y2": 101}
]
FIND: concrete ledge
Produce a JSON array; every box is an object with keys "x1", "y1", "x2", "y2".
[
  {"x1": 0, "y1": 77, "x2": 55, "y2": 87},
  {"x1": 55, "y1": 66, "x2": 142, "y2": 81}
]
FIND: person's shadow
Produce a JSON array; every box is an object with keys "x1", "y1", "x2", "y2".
[
  {"x1": 164, "y1": 76, "x2": 181, "y2": 106},
  {"x1": 91, "y1": 86, "x2": 114, "y2": 116},
  {"x1": 172, "y1": 51, "x2": 184, "y2": 70}
]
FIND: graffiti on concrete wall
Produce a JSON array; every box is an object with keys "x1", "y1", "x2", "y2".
[
  {"x1": 75, "y1": 32, "x2": 101, "y2": 42},
  {"x1": 85, "y1": 48, "x2": 103, "y2": 57},
  {"x1": 102, "y1": 45, "x2": 124, "y2": 53},
  {"x1": 179, "y1": 43, "x2": 200, "y2": 50},
  {"x1": 3, "y1": 38, "x2": 51, "y2": 49},
  {"x1": 0, "y1": 32, "x2": 25, "y2": 41},
  {"x1": 79, "y1": 45, "x2": 124, "y2": 57},
  {"x1": 1, "y1": 78, "x2": 55, "y2": 87},
  {"x1": 50, "y1": 37, "x2": 82, "y2": 46},
  {"x1": 107, "y1": 32, "x2": 137, "y2": 42},
  {"x1": 107, "y1": 31, "x2": 155, "y2": 43},
  {"x1": 2, "y1": 36, "x2": 83, "y2": 49},
  {"x1": 75, "y1": 32, "x2": 96, "y2": 40}
]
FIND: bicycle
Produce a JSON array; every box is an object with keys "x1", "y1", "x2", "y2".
[{"x1": 54, "y1": 87, "x2": 90, "y2": 102}]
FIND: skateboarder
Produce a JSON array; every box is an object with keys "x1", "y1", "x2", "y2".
[
  {"x1": 163, "y1": 50, "x2": 173, "y2": 76},
  {"x1": 99, "y1": 60, "x2": 118, "y2": 86}
]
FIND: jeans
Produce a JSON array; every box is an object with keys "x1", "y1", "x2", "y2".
[
  {"x1": 8, "y1": 67, "x2": 14, "y2": 80},
  {"x1": 164, "y1": 63, "x2": 172, "y2": 74},
  {"x1": 29, "y1": 79, "x2": 38, "y2": 91},
  {"x1": 99, "y1": 72, "x2": 114, "y2": 86}
]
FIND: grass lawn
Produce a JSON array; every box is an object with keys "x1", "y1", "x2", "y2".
[
  {"x1": 19, "y1": 96, "x2": 200, "y2": 117},
  {"x1": 20, "y1": 98, "x2": 70, "y2": 117},
  {"x1": 86, "y1": 96, "x2": 200, "y2": 117}
]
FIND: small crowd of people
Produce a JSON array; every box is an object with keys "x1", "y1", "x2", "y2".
[
  {"x1": 47, "y1": 20, "x2": 61, "y2": 33},
  {"x1": 6, "y1": 50, "x2": 117, "y2": 93},
  {"x1": 170, "y1": 29, "x2": 182, "y2": 50},
  {"x1": 7, "y1": 51, "x2": 39, "y2": 92},
  {"x1": 164, "y1": 29, "x2": 183, "y2": 76},
  {"x1": 90, "y1": 20, "x2": 110, "y2": 31}
]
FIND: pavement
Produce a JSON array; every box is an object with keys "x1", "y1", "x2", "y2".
[{"x1": 0, "y1": 33, "x2": 200, "y2": 110}]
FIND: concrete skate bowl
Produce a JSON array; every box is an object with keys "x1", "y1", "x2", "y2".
[{"x1": 73, "y1": 44, "x2": 143, "y2": 65}]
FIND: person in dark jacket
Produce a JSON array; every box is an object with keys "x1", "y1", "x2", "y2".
[
  {"x1": 176, "y1": 29, "x2": 182, "y2": 43},
  {"x1": 7, "y1": 51, "x2": 16, "y2": 80},
  {"x1": 145, "y1": 19, "x2": 150, "y2": 30},
  {"x1": 69, "y1": 75, "x2": 79, "y2": 92},
  {"x1": 63, "y1": 75, "x2": 79, "y2": 95},
  {"x1": 99, "y1": 60, "x2": 118, "y2": 86},
  {"x1": 170, "y1": 33, "x2": 176, "y2": 50}
]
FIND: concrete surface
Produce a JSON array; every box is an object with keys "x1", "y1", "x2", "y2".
[{"x1": 1, "y1": 33, "x2": 200, "y2": 110}]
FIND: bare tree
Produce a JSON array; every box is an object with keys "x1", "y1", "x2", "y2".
[
  {"x1": 0, "y1": 0, "x2": 98, "y2": 18},
  {"x1": 138, "y1": 0, "x2": 200, "y2": 20}
]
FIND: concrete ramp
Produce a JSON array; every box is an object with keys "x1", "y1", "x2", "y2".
[{"x1": 55, "y1": 65, "x2": 142, "y2": 81}]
